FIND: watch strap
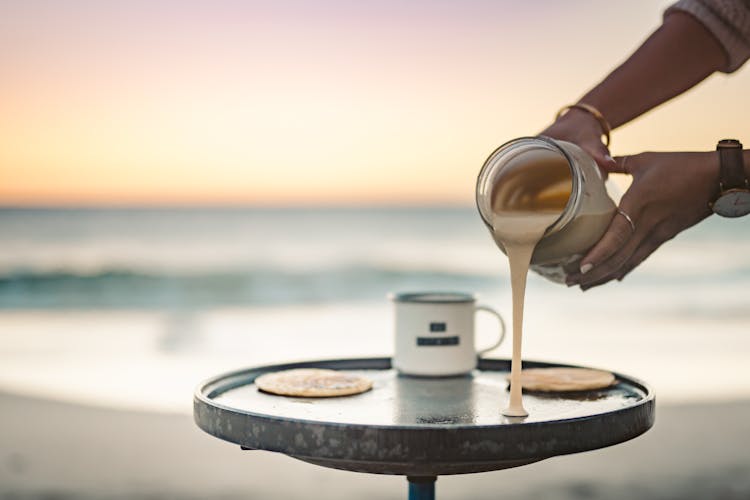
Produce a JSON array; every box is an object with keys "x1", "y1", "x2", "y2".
[{"x1": 717, "y1": 139, "x2": 747, "y2": 190}]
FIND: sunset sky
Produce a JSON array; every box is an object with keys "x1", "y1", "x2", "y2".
[{"x1": 1, "y1": 0, "x2": 748, "y2": 206}]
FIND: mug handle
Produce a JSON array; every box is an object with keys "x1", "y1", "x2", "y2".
[{"x1": 475, "y1": 304, "x2": 506, "y2": 356}]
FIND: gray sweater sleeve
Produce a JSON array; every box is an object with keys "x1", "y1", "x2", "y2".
[{"x1": 666, "y1": 0, "x2": 750, "y2": 72}]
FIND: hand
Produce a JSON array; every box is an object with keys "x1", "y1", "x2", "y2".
[
  {"x1": 567, "y1": 151, "x2": 719, "y2": 290},
  {"x1": 540, "y1": 108, "x2": 618, "y2": 172}
]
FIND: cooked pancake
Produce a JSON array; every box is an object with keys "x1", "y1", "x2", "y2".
[
  {"x1": 509, "y1": 367, "x2": 616, "y2": 392},
  {"x1": 255, "y1": 368, "x2": 373, "y2": 397}
]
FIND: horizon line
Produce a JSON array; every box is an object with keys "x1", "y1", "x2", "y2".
[{"x1": 0, "y1": 201, "x2": 476, "y2": 211}]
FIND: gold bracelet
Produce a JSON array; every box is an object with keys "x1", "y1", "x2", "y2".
[{"x1": 555, "y1": 103, "x2": 612, "y2": 147}]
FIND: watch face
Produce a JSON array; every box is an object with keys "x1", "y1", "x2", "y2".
[{"x1": 713, "y1": 190, "x2": 750, "y2": 217}]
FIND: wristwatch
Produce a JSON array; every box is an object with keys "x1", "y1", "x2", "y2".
[{"x1": 710, "y1": 139, "x2": 750, "y2": 217}]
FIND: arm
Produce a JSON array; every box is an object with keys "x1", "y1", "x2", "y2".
[
  {"x1": 541, "y1": 7, "x2": 745, "y2": 290},
  {"x1": 542, "y1": 11, "x2": 728, "y2": 169},
  {"x1": 580, "y1": 11, "x2": 727, "y2": 129}
]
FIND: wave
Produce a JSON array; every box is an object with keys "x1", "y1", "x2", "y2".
[
  {"x1": 0, "y1": 266, "x2": 500, "y2": 309},
  {"x1": 3, "y1": 253, "x2": 750, "y2": 310},
  {"x1": 2, "y1": 208, "x2": 750, "y2": 308}
]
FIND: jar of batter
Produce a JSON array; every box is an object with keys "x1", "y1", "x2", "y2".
[{"x1": 476, "y1": 136, "x2": 616, "y2": 283}]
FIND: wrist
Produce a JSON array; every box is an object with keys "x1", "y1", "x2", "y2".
[
  {"x1": 710, "y1": 146, "x2": 750, "y2": 217},
  {"x1": 557, "y1": 107, "x2": 599, "y2": 128},
  {"x1": 550, "y1": 107, "x2": 603, "y2": 139},
  {"x1": 676, "y1": 151, "x2": 719, "y2": 205},
  {"x1": 703, "y1": 150, "x2": 721, "y2": 198},
  {"x1": 713, "y1": 146, "x2": 750, "y2": 188},
  {"x1": 705, "y1": 149, "x2": 750, "y2": 187},
  {"x1": 694, "y1": 148, "x2": 750, "y2": 199},
  {"x1": 553, "y1": 103, "x2": 612, "y2": 149}
]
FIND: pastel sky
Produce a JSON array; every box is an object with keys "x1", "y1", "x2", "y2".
[{"x1": 1, "y1": 0, "x2": 748, "y2": 205}]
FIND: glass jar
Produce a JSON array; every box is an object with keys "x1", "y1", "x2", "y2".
[{"x1": 476, "y1": 136, "x2": 616, "y2": 283}]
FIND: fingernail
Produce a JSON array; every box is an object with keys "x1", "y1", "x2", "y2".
[
  {"x1": 604, "y1": 154, "x2": 615, "y2": 164},
  {"x1": 580, "y1": 263, "x2": 593, "y2": 274}
]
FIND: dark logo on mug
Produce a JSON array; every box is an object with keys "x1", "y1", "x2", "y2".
[{"x1": 417, "y1": 336, "x2": 459, "y2": 346}]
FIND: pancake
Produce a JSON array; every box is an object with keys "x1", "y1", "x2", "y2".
[
  {"x1": 509, "y1": 367, "x2": 616, "y2": 392},
  {"x1": 255, "y1": 368, "x2": 373, "y2": 397}
]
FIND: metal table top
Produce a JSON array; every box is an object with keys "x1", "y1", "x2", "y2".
[{"x1": 194, "y1": 357, "x2": 654, "y2": 476}]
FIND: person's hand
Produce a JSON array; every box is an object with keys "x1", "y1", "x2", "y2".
[
  {"x1": 540, "y1": 108, "x2": 618, "y2": 172},
  {"x1": 566, "y1": 151, "x2": 719, "y2": 290}
]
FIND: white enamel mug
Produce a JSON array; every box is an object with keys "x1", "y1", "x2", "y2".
[{"x1": 390, "y1": 292, "x2": 506, "y2": 377}]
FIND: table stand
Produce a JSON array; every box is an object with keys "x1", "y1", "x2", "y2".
[{"x1": 408, "y1": 476, "x2": 436, "y2": 500}]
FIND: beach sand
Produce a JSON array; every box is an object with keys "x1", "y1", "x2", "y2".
[{"x1": 1, "y1": 391, "x2": 749, "y2": 499}]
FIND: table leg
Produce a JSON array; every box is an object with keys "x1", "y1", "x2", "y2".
[{"x1": 407, "y1": 476, "x2": 436, "y2": 500}]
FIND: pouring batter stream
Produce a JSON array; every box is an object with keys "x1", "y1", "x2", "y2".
[{"x1": 489, "y1": 151, "x2": 571, "y2": 417}]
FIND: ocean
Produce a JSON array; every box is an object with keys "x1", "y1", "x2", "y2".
[{"x1": 1, "y1": 206, "x2": 749, "y2": 412}]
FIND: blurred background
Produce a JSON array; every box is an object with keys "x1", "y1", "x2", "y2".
[{"x1": 1, "y1": 1, "x2": 749, "y2": 499}]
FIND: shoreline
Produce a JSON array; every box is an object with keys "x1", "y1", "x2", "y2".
[
  {"x1": 1, "y1": 390, "x2": 749, "y2": 499},
  {"x1": 3, "y1": 305, "x2": 749, "y2": 415}
]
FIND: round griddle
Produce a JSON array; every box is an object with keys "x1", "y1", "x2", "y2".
[{"x1": 194, "y1": 357, "x2": 654, "y2": 477}]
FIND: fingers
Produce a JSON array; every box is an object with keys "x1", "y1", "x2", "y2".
[
  {"x1": 576, "y1": 233, "x2": 662, "y2": 290},
  {"x1": 565, "y1": 227, "x2": 638, "y2": 290},
  {"x1": 569, "y1": 208, "x2": 666, "y2": 290},
  {"x1": 609, "y1": 155, "x2": 635, "y2": 175},
  {"x1": 615, "y1": 238, "x2": 662, "y2": 281},
  {"x1": 615, "y1": 225, "x2": 670, "y2": 281},
  {"x1": 578, "y1": 239, "x2": 638, "y2": 290},
  {"x1": 578, "y1": 202, "x2": 640, "y2": 276},
  {"x1": 584, "y1": 141, "x2": 618, "y2": 173},
  {"x1": 576, "y1": 226, "x2": 657, "y2": 290},
  {"x1": 565, "y1": 185, "x2": 654, "y2": 289}
]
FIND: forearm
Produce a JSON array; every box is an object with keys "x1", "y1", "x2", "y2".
[
  {"x1": 577, "y1": 11, "x2": 728, "y2": 129},
  {"x1": 660, "y1": 149, "x2": 750, "y2": 193}
]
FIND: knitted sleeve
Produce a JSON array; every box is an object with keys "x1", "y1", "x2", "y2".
[{"x1": 665, "y1": 0, "x2": 750, "y2": 72}]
